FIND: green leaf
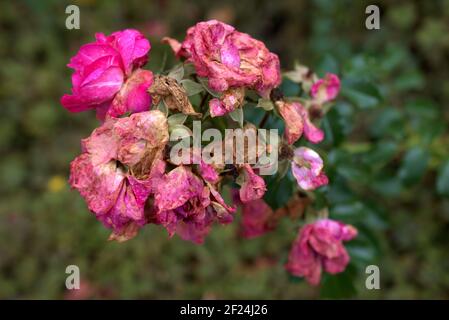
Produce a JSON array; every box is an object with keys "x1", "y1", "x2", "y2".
[
  {"x1": 316, "y1": 54, "x2": 339, "y2": 76},
  {"x1": 180, "y1": 79, "x2": 204, "y2": 96},
  {"x1": 370, "y1": 108, "x2": 404, "y2": 139},
  {"x1": 229, "y1": 108, "x2": 244, "y2": 127},
  {"x1": 341, "y1": 79, "x2": 382, "y2": 109},
  {"x1": 156, "y1": 100, "x2": 168, "y2": 116},
  {"x1": 168, "y1": 63, "x2": 184, "y2": 82},
  {"x1": 280, "y1": 77, "x2": 300, "y2": 97},
  {"x1": 320, "y1": 264, "x2": 357, "y2": 299},
  {"x1": 168, "y1": 113, "x2": 187, "y2": 127},
  {"x1": 398, "y1": 147, "x2": 429, "y2": 186},
  {"x1": 169, "y1": 124, "x2": 192, "y2": 139},
  {"x1": 436, "y1": 160, "x2": 449, "y2": 198},
  {"x1": 264, "y1": 175, "x2": 294, "y2": 210},
  {"x1": 276, "y1": 159, "x2": 290, "y2": 180},
  {"x1": 198, "y1": 77, "x2": 220, "y2": 97},
  {"x1": 256, "y1": 98, "x2": 274, "y2": 111}
]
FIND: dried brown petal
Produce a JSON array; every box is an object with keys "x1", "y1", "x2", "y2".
[{"x1": 149, "y1": 75, "x2": 201, "y2": 116}]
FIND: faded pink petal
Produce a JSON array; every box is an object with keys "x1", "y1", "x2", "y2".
[
  {"x1": 152, "y1": 166, "x2": 212, "y2": 240},
  {"x1": 176, "y1": 213, "x2": 213, "y2": 244},
  {"x1": 151, "y1": 166, "x2": 235, "y2": 243},
  {"x1": 239, "y1": 164, "x2": 267, "y2": 203},
  {"x1": 285, "y1": 219, "x2": 357, "y2": 285},
  {"x1": 162, "y1": 37, "x2": 184, "y2": 57},
  {"x1": 209, "y1": 98, "x2": 228, "y2": 117},
  {"x1": 209, "y1": 87, "x2": 245, "y2": 117},
  {"x1": 297, "y1": 103, "x2": 324, "y2": 144},
  {"x1": 310, "y1": 73, "x2": 341, "y2": 103},
  {"x1": 199, "y1": 160, "x2": 220, "y2": 183},
  {"x1": 277, "y1": 101, "x2": 324, "y2": 144},
  {"x1": 207, "y1": 182, "x2": 236, "y2": 221},
  {"x1": 291, "y1": 147, "x2": 328, "y2": 191},
  {"x1": 277, "y1": 101, "x2": 304, "y2": 145},
  {"x1": 69, "y1": 111, "x2": 169, "y2": 238},
  {"x1": 70, "y1": 154, "x2": 125, "y2": 215},
  {"x1": 153, "y1": 166, "x2": 207, "y2": 212},
  {"x1": 171, "y1": 20, "x2": 280, "y2": 96},
  {"x1": 81, "y1": 110, "x2": 168, "y2": 167},
  {"x1": 240, "y1": 198, "x2": 275, "y2": 238}
]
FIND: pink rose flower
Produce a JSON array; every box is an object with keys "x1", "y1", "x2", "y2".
[
  {"x1": 285, "y1": 219, "x2": 357, "y2": 285},
  {"x1": 277, "y1": 101, "x2": 324, "y2": 144},
  {"x1": 69, "y1": 111, "x2": 169, "y2": 240},
  {"x1": 165, "y1": 20, "x2": 281, "y2": 116},
  {"x1": 310, "y1": 73, "x2": 341, "y2": 103},
  {"x1": 291, "y1": 147, "x2": 328, "y2": 191},
  {"x1": 151, "y1": 166, "x2": 235, "y2": 244},
  {"x1": 61, "y1": 29, "x2": 153, "y2": 120},
  {"x1": 239, "y1": 164, "x2": 267, "y2": 203}
]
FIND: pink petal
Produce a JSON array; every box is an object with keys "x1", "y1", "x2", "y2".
[
  {"x1": 239, "y1": 164, "x2": 267, "y2": 203},
  {"x1": 310, "y1": 73, "x2": 341, "y2": 103},
  {"x1": 292, "y1": 147, "x2": 328, "y2": 191}
]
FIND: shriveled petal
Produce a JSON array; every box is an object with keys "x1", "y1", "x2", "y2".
[
  {"x1": 81, "y1": 110, "x2": 169, "y2": 167},
  {"x1": 239, "y1": 164, "x2": 267, "y2": 203},
  {"x1": 199, "y1": 160, "x2": 220, "y2": 183},
  {"x1": 207, "y1": 182, "x2": 235, "y2": 214},
  {"x1": 149, "y1": 75, "x2": 202, "y2": 116},
  {"x1": 176, "y1": 216, "x2": 213, "y2": 244},
  {"x1": 277, "y1": 101, "x2": 304, "y2": 145},
  {"x1": 69, "y1": 155, "x2": 125, "y2": 215},
  {"x1": 285, "y1": 225, "x2": 323, "y2": 285},
  {"x1": 314, "y1": 219, "x2": 358, "y2": 242},
  {"x1": 108, "y1": 221, "x2": 140, "y2": 242},
  {"x1": 153, "y1": 166, "x2": 205, "y2": 211},
  {"x1": 295, "y1": 103, "x2": 324, "y2": 144},
  {"x1": 162, "y1": 37, "x2": 184, "y2": 57},
  {"x1": 209, "y1": 87, "x2": 245, "y2": 117},
  {"x1": 292, "y1": 147, "x2": 328, "y2": 191},
  {"x1": 240, "y1": 199, "x2": 275, "y2": 238},
  {"x1": 323, "y1": 249, "x2": 350, "y2": 274},
  {"x1": 69, "y1": 154, "x2": 153, "y2": 235},
  {"x1": 310, "y1": 73, "x2": 341, "y2": 103}
]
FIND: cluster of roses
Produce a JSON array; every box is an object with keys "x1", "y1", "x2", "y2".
[{"x1": 62, "y1": 20, "x2": 357, "y2": 285}]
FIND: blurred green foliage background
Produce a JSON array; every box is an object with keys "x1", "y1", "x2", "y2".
[{"x1": 1, "y1": 0, "x2": 448, "y2": 299}]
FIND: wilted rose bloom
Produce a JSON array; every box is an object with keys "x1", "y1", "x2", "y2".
[
  {"x1": 277, "y1": 101, "x2": 324, "y2": 144},
  {"x1": 69, "y1": 111, "x2": 169, "y2": 241},
  {"x1": 310, "y1": 73, "x2": 341, "y2": 103},
  {"x1": 151, "y1": 165, "x2": 235, "y2": 244},
  {"x1": 164, "y1": 20, "x2": 281, "y2": 109},
  {"x1": 239, "y1": 164, "x2": 267, "y2": 203},
  {"x1": 61, "y1": 29, "x2": 153, "y2": 120},
  {"x1": 291, "y1": 147, "x2": 328, "y2": 191},
  {"x1": 285, "y1": 219, "x2": 357, "y2": 285}
]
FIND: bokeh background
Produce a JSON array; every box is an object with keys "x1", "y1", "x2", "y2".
[{"x1": 1, "y1": 0, "x2": 449, "y2": 299}]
